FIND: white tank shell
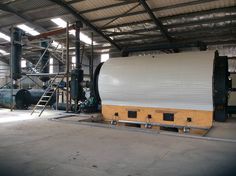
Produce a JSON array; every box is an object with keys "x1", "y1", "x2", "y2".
[{"x1": 98, "y1": 51, "x2": 215, "y2": 111}]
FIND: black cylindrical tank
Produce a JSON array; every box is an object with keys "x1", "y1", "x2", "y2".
[
  {"x1": 70, "y1": 68, "x2": 84, "y2": 100},
  {"x1": 213, "y1": 52, "x2": 229, "y2": 122},
  {"x1": 11, "y1": 28, "x2": 24, "y2": 80},
  {"x1": 0, "y1": 89, "x2": 31, "y2": 109},
  {"x1": 0, "y1": 89, "x2": 56, "y2": 109},
  {"x1": 28, "y1": 89, "x2": 56, "y2": 106}
]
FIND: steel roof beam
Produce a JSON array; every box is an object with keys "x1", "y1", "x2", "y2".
[
  {"x1": 124, "y1": 41, "x2": 207, "y2": 53},
  {"x1": 139, "y1": 0, "x2": 172, "y2": 42},
  {"x1": 0, "y1": 3, "x2": 46, "y2": 32},
  {"x1": 1, "y1": 4, "x2": 233, "y2": 34},
  {"x1": 79, "y1": 0, "x2": 137, "y2": 14},
  {"x1": 121, "y1": 33, "x2": 235, "y2": 48},
  {"x1": 0, "y1": 0, "x2": 137, "y2": 20},
  {"x1": 49, "y1": 0, "x2": 121, "y2": 51},
  {"x1": 91, "y1": 0, "x2": 219, "y2": 23},
  {"x1": 107, "y1": 15, "x2": 236, "y2": 37},
  {"x1": 101, "y1": 6, "x2": 236, "y2": 30},
  {"x1": 67, "y1": 0, "x2": 86, "y2": 4},
  {"x1": 114, "y1": 25, "x2": 235, "y2": 43}
]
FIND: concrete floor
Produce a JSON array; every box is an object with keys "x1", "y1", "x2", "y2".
[{"x1": 0, "y1": 109, "x2": 236, "y2": 176}]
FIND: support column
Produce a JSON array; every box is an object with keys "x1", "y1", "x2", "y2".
[
  {"x1": 70, "y1": 21, "x2": 84, "y2": 112},
  {"x1": 89, "y1": 32, "x2": 94, "y2": 97},
  {"x1": 10, "y1": 27, "x2": 24, "y2": 111}
]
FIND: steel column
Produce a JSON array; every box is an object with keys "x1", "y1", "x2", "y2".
[
  {"x1": 90, "y1": 32, "x2": 94, "y2": 97},
  {"x1": 75, "y1": 21, "x2": 82, "y2": 68},
  {"x1": 66, "y1": 22, "x2": 69, "y2": 112}
]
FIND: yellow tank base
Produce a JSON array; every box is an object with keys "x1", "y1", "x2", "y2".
[{"x1": 102, "y1": 105, "x2": 212, "y2": 136}]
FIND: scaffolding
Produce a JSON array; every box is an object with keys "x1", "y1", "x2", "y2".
[{"x1": 0, "y1": 20, "x2": 96, "y2": 115}]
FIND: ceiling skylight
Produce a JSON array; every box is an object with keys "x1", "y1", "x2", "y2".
[
  {"x1": 51, "y1": 18, "x2": 96, "y2": 45},
  {"x1": 51, "y1": 18, "x2": 67, "y2": 28},
  {"x1": 0, "y1": 32, "x2": 10, "y2": 41},
  {"x1": 17, "y1": 24, "x2": 40, "y2": 36}
]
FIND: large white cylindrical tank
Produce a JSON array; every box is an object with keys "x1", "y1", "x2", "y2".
[{"x1": 98, "y1": 51, "x2": 215, "y2": 111}]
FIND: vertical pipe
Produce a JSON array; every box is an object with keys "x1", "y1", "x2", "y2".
[
  {"x1": 56, "y1": 89, "x2": 59, "y2": 110},
  {"x1": 10, "y1": 27, "x2": 23, "y2": 110},
  {"x1": 10, "y1": 26, "x2": 14, "y2": 111},
  {"x1": 66, "y1": 22, "x2": 69, "y2": 112},
  {"x1": 72, "y1": 21, "x2": 83, "y2": 112},
  {"x1": 39, "y1": 41, "x2": 50, "y2": 83},
  {"x1": 90, "y1": 32, "x2": 94, "y2": 97},
  {"x1": 75, "y1": 21, "x2": 81, "y2": 68},
  {"x1": 11, "y1": 28, "x2": 23, "y2": 81},
  {"x1": 62, "y1": 91, "x2": 64, "y2": 103}
]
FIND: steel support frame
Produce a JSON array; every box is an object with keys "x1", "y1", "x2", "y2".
[
  {"x1": 0, "y1": 3, "x2": 46, "y2": 32},
  {"x1": 106, "y1": 15, "x2": 236, "y2": 37},
  {"x1": 139, "y1": 0, "x2": 172, "y2": 42},
  {"x1": 49, "y1": 0, "x2": 121, "y2": 51},
  {"x1": 91, "y1": 0, "x2": 219, "y2": 23},
  {"x1": 101, "y1": 6, "x2": 236, "y2": 30}
]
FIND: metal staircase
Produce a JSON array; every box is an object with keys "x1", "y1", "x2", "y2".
[{"x1": 31, "y1": 74, "x2": 65, "y2": 117}]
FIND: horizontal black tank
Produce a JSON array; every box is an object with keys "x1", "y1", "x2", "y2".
[{"x1": 0, "y1": 89, "x2": 56, "y2": 109}]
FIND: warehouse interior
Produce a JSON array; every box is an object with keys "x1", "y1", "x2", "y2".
[{"x1": 0, "y1": 0, "x2": 236, "y2": 175}]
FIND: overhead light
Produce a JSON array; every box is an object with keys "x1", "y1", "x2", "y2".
[
  {"x1": 51, "y1": 18, "x2": 96, "y2": 45},
  {"x1": 0, "y1": 32, "x2": 10, "y2": 41},
  {"x1": 17, "y1": 24, "x2": 40, "y2": 36},
  {"x1": 51, "y1": 18, "x2": 67, "y2": 28},
  {"x1": 0, "y1": 49, "x2": 9, "y2": 56}
]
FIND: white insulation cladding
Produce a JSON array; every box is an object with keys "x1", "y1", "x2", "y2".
[{"x1": 98, "y1": 51, "x2": 215, "y2": 111}]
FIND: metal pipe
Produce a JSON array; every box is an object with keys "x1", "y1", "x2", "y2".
[
  {"x1": 10, "y1": 26, "x2": 14, "y2": 111},
  {"x1": 66, "y1": 22, "x2": 70, "y2": 112},
  {"x1": 10, "y1": 27, "x2": 23, "y2": 81},
  {"x1": 39, "y1": 41, "x2": 50, "y2": 83},
  {"x1": 9, "y1": 27, "x2": 24, "y2": 111},
  {"x1": 75, "y1": 21, "x2": 83, "y2": 68},
  {"x1": 70, "y1": 21, "x2": 84, "y2": 112},
  {"x1": 26, "y1": 72, "x2": 66, "y2": 76},
  {"x1": 90, "y1": 32, "x2": 94, "y2": 97}
]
